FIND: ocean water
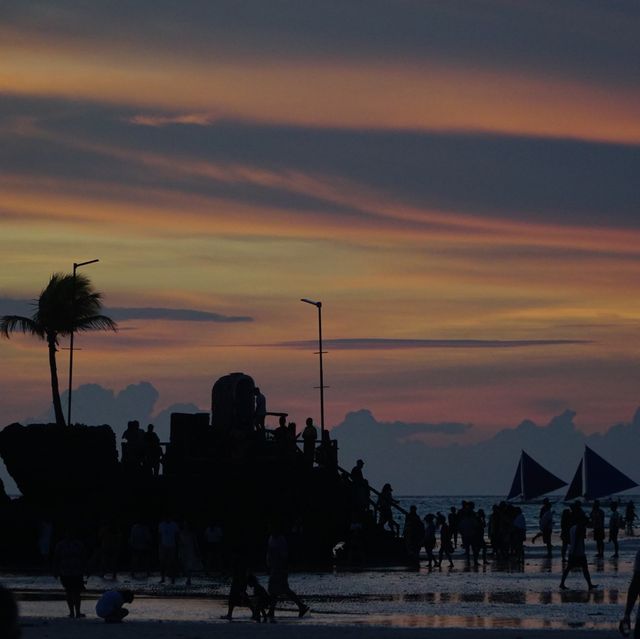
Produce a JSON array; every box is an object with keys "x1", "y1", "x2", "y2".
[{"x1": 9, "y1": 495, "x2": 640, "y2": 631}]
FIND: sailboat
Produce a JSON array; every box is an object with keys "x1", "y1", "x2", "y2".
[
  {"x1": 507, "y1": 450, "x2": 567, "y2": 502},
  {"x1": 564, "y1": 445, "x2": 638, "y2": 502}
]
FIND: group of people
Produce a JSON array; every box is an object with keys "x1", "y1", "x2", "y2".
[
  {"x1": 396, "y1": 496, "x2": 637, "y2": 581},
  {"x1": 121, "y1": 420, "x2": 163, "y2": 476},
  {"x1": 48, "y1": 514, "x2": 312, "y2": 623},
  {"x1": 402, "y1": 501, "x2": 496, "y2": 568},
  {"x1": 222, "y1": 527, "x2": 309, "y2": 623},
  {"x1": 49, "y1": 516, "x2": 224, "y2": 619}
]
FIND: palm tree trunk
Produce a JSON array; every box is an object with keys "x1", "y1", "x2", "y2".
[{"x1": 47, "y1": 333, "x2": 66, "y2": 426}]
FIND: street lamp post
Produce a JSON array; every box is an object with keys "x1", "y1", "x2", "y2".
[
  {"x1": 67, "y1": 258, "x2": 99, "y2": 426},
  {"x1": 300, "y1": 298, "x2": 326, "y2": 438}
]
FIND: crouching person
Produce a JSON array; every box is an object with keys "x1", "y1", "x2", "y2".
[{"x1": 96, "y1": 589, "x2": 134, "y2": 623}]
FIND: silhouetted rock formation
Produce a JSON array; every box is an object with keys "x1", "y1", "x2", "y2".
[{"x1": 0, "y1": 422, "x2": 119, "y2": 503}]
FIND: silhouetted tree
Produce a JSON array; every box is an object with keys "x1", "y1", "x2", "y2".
[{"x1": 1, "y1": 273, "x2": 117, "y2": 426}]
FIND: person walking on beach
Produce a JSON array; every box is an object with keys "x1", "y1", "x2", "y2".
[
  {"x1": 560, "y1": 505, "x2": 573, "y2": 561},
  {"x1": 448, "y1": 507, "x2": 459, "y2": 549},
  {"x1": 532, "y1": 498, "x2": 554, "y2": 557},
  {"x1": 247, "y1": 574, "x2": 272, "y2": 622},
  {"x1": 53, "y1": 528, "x2": 87, "y2": 618},
  {"x1": 221, "y1": 549, "x2": 255, "y2": 621},
  {"x1": 590, "y1": 500, "x2": 605, "y2": 559},
  {"x1": 266, "y1": 525, "x2": 309, "y2": 621},
  {"x1": 560, "y1": 506, "x2": 597, "y2": 591},
  {"x1": 610, "y1": 501, "x2": 624, "y2": 558},
  {"x1": 620, "y1": 548, "x2": 640, "y2": 637}
]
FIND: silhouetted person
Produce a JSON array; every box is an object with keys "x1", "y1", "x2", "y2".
[
  {"x1": 247, "y1": 574, "x2": 271, "y2": 623},
  {"x1": 560, "y1": 505, "x2": 573, "y2": 561},
  {"x1": 511, "y1": 506, "x2": 526, "y2": 563},
  {"x1": 254, "y1": 387, "x2": 266, "y2": 431},
  {"x1": 350, "y1": 459, "x2": 370, "y2": 513},
  {"x1": 377, "y1": 483, "x2": 397, "y2": 534},
  {"x1": 95, "y1": 589, "x2": 134, "y2": 623},
  {"x1": 476, "y1": 508, "x2": 489, "y2": 564},
  {"x1": 423, "y1": 513, "x2": 439, "y2": 568},
  {"x1": 448, "y1": 507, "x2": 459, "y2": 548},
  {"x1": 273, "y1": 415, "x2": 289, "y2": 455},
  {"x1": 351, "y1": 459, "x2": 364, "y2": 482},
  {"x1": 0, "y1": 585, "x2": 21, "y2": 639},
  {"x1": 437, "y1": 513, "x2": 454, "y2": 567},
  {"x1": 143, "y1": 424, "x2": 162, "y2": 476},
  {"x1": 53, "y1": 528, "x2": 87, "y2": 618},
  {"x1": 532, "y1": 498, "x2": 554, "y2": 557},
  {"x1": 560, "y1": 507, "x2": 597, "y2": 590},
  {"x1": 590, "y1": 500, "x2": 605, "y2": 558},
  {"x1": 158, "y1": 514, "x2": 179, "y2": 584},
  {"x1": 122, "y1": 420, "x2": 144, "y2": 469},
  {"x1": 627, "y1": 501, "x2": 637, "y2": 537},
  {"x1": 611, "y1": 501, "x2": 623, "y2": 558},
  {"x1": 221, "y1": 549, "x2": 255, "y2": 621},
  {"x1": 403, "y1": 505, "x2": 424, "y2": 563},
  {"x1": 266, "y1": 526, "x2": 309, "y2": 621},
  {"x1": 621, "y1": 548, "x2": 640, "y2": 638},
  {"x1": 457, "y1": 501, "x2": 475, "y2": 560},
  {"x1": 302, "y1": 418, "x2": 317, "y2": 468}
]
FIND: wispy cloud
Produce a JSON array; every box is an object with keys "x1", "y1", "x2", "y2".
[
  {"x1": 274, "y1": 338, "x2": 592, "y2": 350},
  {"x1": 108, "y1": 307, "x2": 253, "y2": 323},
  {"x1": 2, "y1": 95, "x2": 639, "y2": 232},
  {"x1": 0, "y1": 298, "x2": 252, "y2": 323}
]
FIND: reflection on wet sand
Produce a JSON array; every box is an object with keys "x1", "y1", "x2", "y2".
[
  {"x1": 353, "y1": 614, "x2": 580, "y2": 630},
  {"x1": 367, "y1": 587, "x2": 621, "y2": 606}
]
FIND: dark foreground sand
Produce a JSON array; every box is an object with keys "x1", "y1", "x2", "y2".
[{"x1": 20, "y1": 617, "x2": 619, "y2": 639}]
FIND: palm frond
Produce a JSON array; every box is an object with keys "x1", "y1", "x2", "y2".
[
  {"x1": 74, "y1": 315, "x2": 118, "y2": 332},
  {"x1": 0, "y1": 315, "x2": 45, "y2": 339}
]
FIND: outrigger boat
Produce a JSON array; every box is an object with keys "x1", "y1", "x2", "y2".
[
  {"x1": 507, "y1": 450, "x2": 567, "y2": 503},
  {"x1": 564, "y1": 445, "x2": 638, "y2": 502}
]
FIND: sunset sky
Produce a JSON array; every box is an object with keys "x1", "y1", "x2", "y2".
[{"x1": 1, "y1": 1, "x2": 640, "y2": 441}]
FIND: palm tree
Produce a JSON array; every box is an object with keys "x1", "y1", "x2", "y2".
[{"x1": 1, "y1": 273, "x2": 117, "y2": 426}]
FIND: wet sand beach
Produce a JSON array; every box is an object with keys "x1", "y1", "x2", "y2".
[
  {"x1": 19, "y1": 619, "x2": 618, "y2": 639},
  {"x1": 13, "y1": 536, "x2": 638, "y2": 638}
]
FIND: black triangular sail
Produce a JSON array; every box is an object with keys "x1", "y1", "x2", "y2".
[
  {"x1": 584, "y1": 446, "x2": 638, "y2": 500},
  {"x1": 507, "y1": 450, "x2": 567, "y2": 501},
  {"x1": 520, "y1": 451, "x2": 567, "y2": 501},
  {"x1": 507, "y1": 458, "x2": 523, "y2": 501},
  {"x1": 564, "y1": 459, "x2": 583, "y2": 501}
]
